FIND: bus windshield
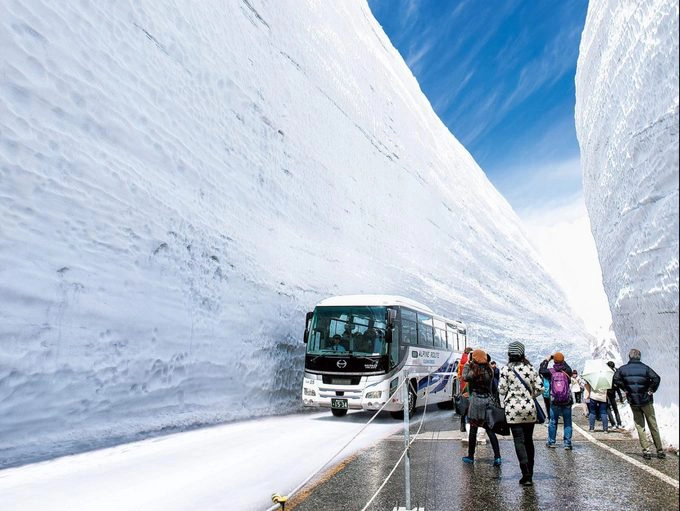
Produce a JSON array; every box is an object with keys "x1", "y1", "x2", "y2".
[{"x1": 306, "y1": 306, "x2": 389, "y2": 356}]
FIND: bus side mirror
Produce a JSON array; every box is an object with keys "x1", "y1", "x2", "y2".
[{"x1": 303, "y1": 311, "x2": 313, "y2": 344}]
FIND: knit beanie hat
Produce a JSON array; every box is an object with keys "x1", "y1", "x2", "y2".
[
  {"x1": 508, "y1": 341, "x2": 525, "y2": 358},
  {"x1": 553, "y1": 352, "x2": 564, "y2": 363},
  {"x1": 471, "y1": 349, "x2": 487, "y2": 364}
]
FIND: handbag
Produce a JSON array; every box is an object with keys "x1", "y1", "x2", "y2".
[
  {"x1": 512, "y1": 368, "x2": 546, "y2": 424},
  {"x1": 485, "y1": 400, "x2": 510, "y2": 435},
  {"x1": 534, "y1": 399, "x2": 547, "y2": 424},
  {"x1": 454, "y1": 394, "x2": 469, "y2": 416}
]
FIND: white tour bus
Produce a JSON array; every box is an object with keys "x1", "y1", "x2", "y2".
[{"x1": 301, "y1": 295, "x2": 467, "y2": 419}]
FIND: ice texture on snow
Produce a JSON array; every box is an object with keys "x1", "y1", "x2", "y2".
[
  {"x1": 0, "y1": 0, "x2": 590, "y2": 465},
  {"x1": 575, "y1": 0, "x2": 679, "y2": 448}
]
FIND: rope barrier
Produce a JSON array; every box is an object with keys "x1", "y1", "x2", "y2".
[
  {"x1": 360, "y1": 375, "x2": 434, "y2": 511},
  {"x1": 266, "y1": 377, "x2": 411, "y2": 511},
  {"x1": 268, "y1": 370, "x2": 457, "y2": 510}
]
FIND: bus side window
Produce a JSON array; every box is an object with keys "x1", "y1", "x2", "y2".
[
  {"x1": 446, "y1": 325, "x2": 457, "y2": 351},
  {"x1": 402, "y1": 319, "x2": 417, "y2": 345},
  {"x1": 417, "y1": 313, "x2": 433, "y2": 346},
  {"x1": 401, "y1": 308, "x2": 418, "y2": 345},
  {"x1": 433, "y1": 319, "x2": 446, "y2": 348}
]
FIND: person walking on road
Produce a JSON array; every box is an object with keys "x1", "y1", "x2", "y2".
[
  {"x1": 570, "y1": 370, "x2": 584, "y2": 404},
  {"x1": 584, "y1": 381, "x2": 609, "y2": 433},
  {"x1": 539, "y1": 352, "x2": 574, "y2": 449},
  {"x1": 606, "y1": 361, "x2": 624, "y2": 429},
  {"x1": 490, "y1": 360, "x2": 500, "y2": 394},
  {"x1": 541, "y1": 374, "x2": 551, "y2": 422},
  {"x1": 613, "y1": 349, "x2": 665, "y2": 459},
  {"x1": 461, "y1": 349, "x2": 502, "y2": 466},
  {"x1": 457, "y1": 347, "x2": 473, "y2": 432},
  {"x1": 498, "y1": 341, "x2": 544, "y2": 486}
]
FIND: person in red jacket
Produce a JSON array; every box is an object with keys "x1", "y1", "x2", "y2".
[{"x1": 457, "y1": 347, "x2": 473, "y2": 432}]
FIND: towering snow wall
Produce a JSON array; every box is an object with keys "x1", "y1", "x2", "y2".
[
  {"x1": 0, "y1": 0, "x2": 590, "y2": 465},
  {"x1": 575, "y1": 0, "x2": 679, "y2": 448}
]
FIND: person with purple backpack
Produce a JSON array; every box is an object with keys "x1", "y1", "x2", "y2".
[{"x1": 539, "y1": 352, "x2": 574, "y2": 449}]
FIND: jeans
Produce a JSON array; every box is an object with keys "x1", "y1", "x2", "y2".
[
  {"x1": 631, "y1": 403, "x2": 663, "y2": 453},
  {"x1": 588, "y1": 400, "x2": 608, "y2": 431},
  {"x1": 509, "y1": 423, "x2": 535, "y2": 466},
  {"x1": 548, "y1": 403, "x2": 573, "y2": 446},
  {"x1": 468, "y1": 425, "x2": 501, "y2": 459}
]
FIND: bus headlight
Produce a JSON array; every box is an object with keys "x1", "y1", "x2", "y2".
[
  {"x1": 303, "y1": 387, "x2": 316, "y2": 397},
  {"x1": 365, "y1": 391, "x2": 382, "y2": 399}
]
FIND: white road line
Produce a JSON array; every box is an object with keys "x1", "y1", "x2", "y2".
[{"x1": 572, "y1": 423, "x2": 679, "y2": 489}]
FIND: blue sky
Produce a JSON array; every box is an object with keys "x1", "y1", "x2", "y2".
[{"x1": 368, "y1": 0, "x2": 589, "y2": 216}]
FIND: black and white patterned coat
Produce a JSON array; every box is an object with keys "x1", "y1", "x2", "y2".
[{"x1": 498, "y1": 362, "x2": 544, "y2": 424}]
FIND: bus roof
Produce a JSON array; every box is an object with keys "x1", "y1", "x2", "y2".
[{"x1": 317, "y1": 294, "x2": 433, "y2": 311}]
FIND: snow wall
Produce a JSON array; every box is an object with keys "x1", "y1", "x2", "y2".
[
  {"x1": 575, "y1": 0, "x2": 679, "y2": 448},
  {"x1": 0, "y1": 0, "x2": 590, "y2": 466}
]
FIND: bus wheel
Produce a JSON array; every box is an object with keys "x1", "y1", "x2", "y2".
[
  {"x1": 390, "y1": 382, "x2": 416, "y2": 420},
  {"x1": 406, "y1": 380, "x2": 416, "y2": 416},
  {"x1": 331, "y1": 408, "x2": 348, "y2": 417}
]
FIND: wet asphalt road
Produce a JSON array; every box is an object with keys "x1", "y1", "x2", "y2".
[{"x1": 285, "y1": 406, "x2": 679, "y2": 511}]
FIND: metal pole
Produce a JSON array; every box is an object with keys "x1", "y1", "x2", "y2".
[{"x1": 402, "y1": 373, "x2": 411, "y2": 510}]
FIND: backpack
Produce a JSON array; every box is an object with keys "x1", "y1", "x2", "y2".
[
  {"x1": 542, "y1": 377, "x2": 550, "y2": 399},
  {"x1": 550, "y1": 368, "x2": 571, "y2": 404}
]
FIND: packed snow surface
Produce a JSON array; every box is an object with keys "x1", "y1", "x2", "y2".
[
  {"x1": 0, "y1": 411, "x2": 405, "y2": 511},
  {"x1": 0, "y1": 0, "x2": 590, "y2": 465},
  {"x1": 575, "y1": 0, "x2": 679, "y2": 448}
]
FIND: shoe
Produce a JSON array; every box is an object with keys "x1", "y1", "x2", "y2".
[
  {"x1": 564, "y1": 445, "x2": 573, "y2": 450},
  {"x1": 657, "y1": 452, "x2": 666, "y2": 459},
  {"x1": 588, "y1": 428, "x2": 594, "y2": 431},
  {"x1": 604, "y1": 429, "x2": 609, "y2": 434},
  {"x1": 493, "y1": 457, "x2": 502, "y2": 466},
  {"x1": 643, "y1": 451, "x2": 652, "y2": 460},
  {"x1": 546, "y1": 442, "x2": 556, "y2": 448},
  {"x1": 519, "y1": 463, "x2": 532, "y2": 485},
  {"x1": 519, "y1": 476, "x2": 533, "y2": 486},
  {"x1": 462, "y1": 456, "x2": 474, "y2": 464}
]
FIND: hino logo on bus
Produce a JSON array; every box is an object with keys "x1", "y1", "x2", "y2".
[{"x1": 336, "y1": 360, "x2": 347, "y2": 369}]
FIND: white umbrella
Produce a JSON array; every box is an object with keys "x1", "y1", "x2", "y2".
[{"x1": 582, "y1": 359, "x2": 614, "y2": 391}]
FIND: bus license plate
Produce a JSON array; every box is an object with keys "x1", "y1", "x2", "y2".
[{"x1": 331, "y1": 398, "x2": 348, "y2": 409}]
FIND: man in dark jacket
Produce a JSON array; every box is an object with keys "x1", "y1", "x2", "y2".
[
  {"x1": 490, "y1": 360, "x2": 500, "y2": 394},
  {"x1": 613, "y1": 348, "x2": 665, "y2": 459},
  {"x1": 540, "y1": 352, "x2": 573, "y2": 449},
  {"x1": 606, "y1": 361, "x2": 624, "y2": 429}
]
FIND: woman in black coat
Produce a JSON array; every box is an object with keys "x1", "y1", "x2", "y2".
[{"x1": 461, "y1": 349, "x2": 502, "y2": 466}]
